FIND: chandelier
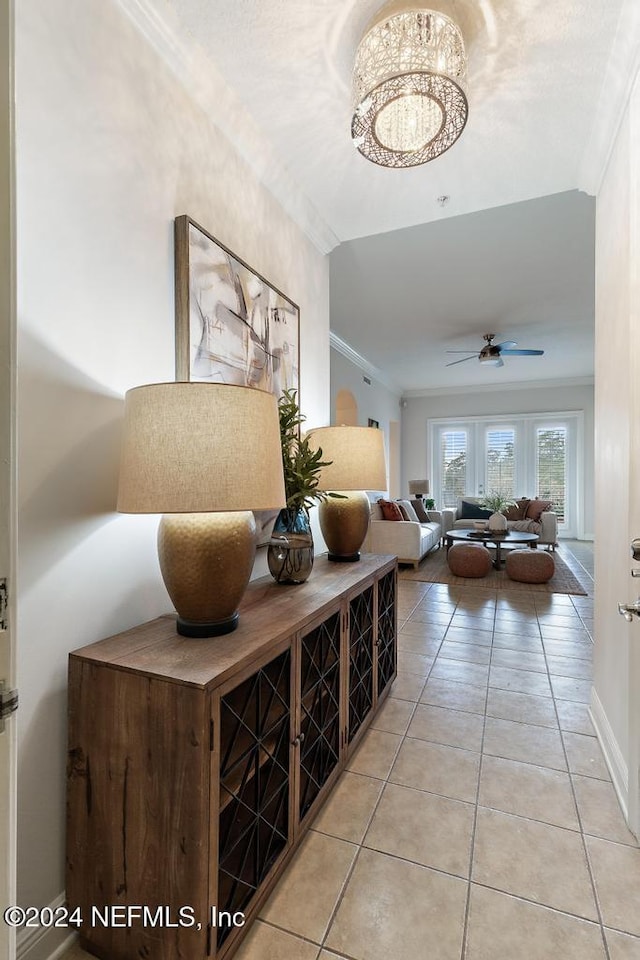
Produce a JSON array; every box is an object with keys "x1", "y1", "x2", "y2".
[{"x1": 351, "y1": 8, "x2": 468, "y2": 168}]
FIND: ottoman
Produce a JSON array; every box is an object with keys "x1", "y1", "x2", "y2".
[
  {"x1": 447, "y1": 542, "x2": 492, "y2": 578},
  {"x1": 506, "y1": 548, "x2": 555, "y2": 583}
]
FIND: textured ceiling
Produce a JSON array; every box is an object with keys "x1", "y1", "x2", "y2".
[
  {"x1": 143, "y1": 0, "x2": 621, "y2": 388},
  {"x1": 161, "y1": 0, "x2": 620, "y2": 241}
]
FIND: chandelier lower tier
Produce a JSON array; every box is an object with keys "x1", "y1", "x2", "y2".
[{"x1": 352, "y1": 8, "x2": 468, "y2": 168}]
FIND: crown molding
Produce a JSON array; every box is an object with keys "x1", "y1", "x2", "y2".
[
  {"x1": 113, "y1": 0, "x2": 340, "y2": 255},
  {"x1": 329, "y1": 332, "x2": 402, "y2": 394},
  {"x1": 329, "y1": 333, "x2": 593, "y2": 399},
  {"x1": 403, "y1": 376, "x2": 595, "y2": 399},
  {"x1": 578, "y1": 0, "x2": 640, "y2": 196}
]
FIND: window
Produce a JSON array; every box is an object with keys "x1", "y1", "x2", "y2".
[
  {"x1": 536, "y1": 427, "x2": 567, "y2": 522},
  {"x1": 440, "y1": 430, "x2": 467, "y2": 507},
  {"x1": 486, "y1": 428, "x2": 516, "y2": 498}
]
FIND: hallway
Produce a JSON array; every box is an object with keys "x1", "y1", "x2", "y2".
[{"x1": 63, "y1": 542, "x2": 640, "y2": 960}]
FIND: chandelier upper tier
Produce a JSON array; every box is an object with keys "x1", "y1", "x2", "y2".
[{"x1": 351, "y1": 8, "x2": 468, "y2": 168}]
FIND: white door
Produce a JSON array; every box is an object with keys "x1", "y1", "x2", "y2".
[
  {"x1": 619, "y1": 331, "x2": 640, "y2": 837},
  {"x1": 0, "y1": 0, "x2": 16, "y2": 956},
  {"x1": 625, "y1": 76, "x2": 640, "y2": 838},
  {"x1": 593, "y1": 62, "x2": 640, "y2": 839}
]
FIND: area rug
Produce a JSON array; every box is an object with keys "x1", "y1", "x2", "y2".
[{"x1": 399, "y1": 548, "x2": 588, "y2": 595}]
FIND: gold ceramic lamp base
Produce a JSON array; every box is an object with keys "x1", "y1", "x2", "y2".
[
  {"x1": 158, "y1": 512, "x2": 257, "y2": 637},
  {"x1": 319, "y1": 491, "x2": 370, "y2": 562}
]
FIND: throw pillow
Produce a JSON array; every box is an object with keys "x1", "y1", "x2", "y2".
[
  {"x1": 397, "y1": 499, "x2": 420, "y2": 522},
  {"x1": 459, "y1": 499, "x2": 492, "y2": 520},
  {"x1": 378, "y1": 498, "x2": 404, "y2": 521},
  {"x1": 526, "y1": 499, "x2": 553, "y2": 521},
  {"x1": 503, "y1": 498, "x2": 530, "y2": 521},
  {"x1": 410, "y1": 498, "x2": 430, "y2": 522}
]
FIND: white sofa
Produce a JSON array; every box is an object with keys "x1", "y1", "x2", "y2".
[
  {"x1": 363, "y1": 500, "x2": 443, "y2": 568},
  {"x1": 446, "y1": 496, "x2": 558, "y2": 549}
]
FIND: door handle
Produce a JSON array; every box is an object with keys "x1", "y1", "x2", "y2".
[{"x1": 618, "y1": 600, "x2": 640, "y2": 622}]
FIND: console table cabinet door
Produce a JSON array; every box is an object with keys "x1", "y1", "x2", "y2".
[
  {"x1": 212, "y1": 641, "x2": 294, "y2": 955},
  {"x1": 346, "y1": 570, "x2": 397, "y2": 748},
  {"x1": 347, "y1": 584, "x2": 376, "y2": 744},
  {"x1": 376, "y1": 567, "x2": 398, "y2": 699},
  {"x1": 296, "y1": 605, "x2": 343, "y2": 826}
]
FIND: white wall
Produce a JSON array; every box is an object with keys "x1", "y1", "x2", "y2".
[
  {"x1": 16, "y1": 0, "x2": 329, "y2": 918},
  {"x1": 402, "y1": 381, "x2": 595, "y2": 537},
  {"x1": 330, "y1": 346, "x2": 402, "y2": 494}
]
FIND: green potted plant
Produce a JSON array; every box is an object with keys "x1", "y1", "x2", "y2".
[
  {"x1": 480, "y1": 491, "x2": 516, "y2": 533},
  {"x1": 267, "y1": 390, "x2": 336, "y2": 584}
]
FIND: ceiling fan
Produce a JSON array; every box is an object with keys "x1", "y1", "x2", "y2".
[{"x1": 446, "y1": 333, "x2": 544, "y2": 368}]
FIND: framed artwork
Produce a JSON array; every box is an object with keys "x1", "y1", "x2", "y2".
[
  {"x1": 174, "y1": 215, "x2": 299, "y2": 393},
  {"x1": 175, "y1": 215, "x2": 300, "y2": 543}
]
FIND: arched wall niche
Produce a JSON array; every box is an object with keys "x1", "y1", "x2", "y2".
[{"x1": 335, "y1": 388, "x2": 358, "y2": 425}]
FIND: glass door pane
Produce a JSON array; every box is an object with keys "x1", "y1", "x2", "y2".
[
  {"x1": 486, "y1": 427, "x2": 516, "y2": 498},
  {"x1": 536, "y1": 426, "x2": 567, "y2": 522},
  {"x1": 440, "y1": 429, "x2": 467, "y2": 507}
]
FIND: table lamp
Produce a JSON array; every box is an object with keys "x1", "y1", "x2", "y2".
[
  {"x1": 408, "y1": 479, "x2": 430, "y2": 498},
  {"x1": 306, "y1": 426, "x2": 387, "y2": 562},
  {"x1": 117, "y1": 382, "x2": 285, "y2": 637}
]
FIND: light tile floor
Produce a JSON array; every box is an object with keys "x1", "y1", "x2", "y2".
[{"x1": 64, "y1": 541, "x2": 640, "y2": 960}]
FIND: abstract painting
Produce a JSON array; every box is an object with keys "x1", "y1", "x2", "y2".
[{"x1": 174, "y1": 215, "x2": 299, "y2": 394}]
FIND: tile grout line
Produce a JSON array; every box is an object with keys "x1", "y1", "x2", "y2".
[
  {"x1": 318, "y1": 586, "x2": 487, "y2": 960},
  {"x1": 314, "y1": 642, "x2": 419, "y2": 958},
  {"x1": 458, "y1": 592, "x2": 494, "y2": 960},
  {"x1": 275, "y1": 544, "x2": 605, "y2": 960},
  {"x1": 535, "y1": 546, "x2": 612, "y2": 960}
]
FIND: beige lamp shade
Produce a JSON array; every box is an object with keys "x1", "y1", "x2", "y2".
[
  {"x1": 117, "y1": 382, "x2": 285, "y2": 513},
  {"x1": 117, "y1": 382, "x2": 285, "y2": 638},
  {"x1": 409, "y1": 479, "x2": 430, "y2": 497},
  {"x1": 306, "y1": 426, "x2": 386, "y2": 562},
  {"x1": 306, "y1": 426, "x2": 387, "y2": 491}
]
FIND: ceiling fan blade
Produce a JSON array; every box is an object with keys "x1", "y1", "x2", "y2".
[
  {"x1": 446, "y1": 349, "x2": 482, "y2": 354},
  {"x1": 496, "y1": 357, "x2": 504, "y2": 368},
  {"x1": 494, "y1": 340, "x2": 517, "y2": 350},
  {"x1": 445, "y1": 355, "x2": 477, "y2": 367},
  {"x1": 500, "y1": 349, "x2": 544, "y2": 356}
]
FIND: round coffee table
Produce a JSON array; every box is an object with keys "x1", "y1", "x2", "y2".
[{"x1": 445, "y1": 529, "x2": 539, "y2": 570}]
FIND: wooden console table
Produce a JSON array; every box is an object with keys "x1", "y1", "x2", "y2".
[{"x1": 66, "y1": 554, "x2": 397, "y2": 960}]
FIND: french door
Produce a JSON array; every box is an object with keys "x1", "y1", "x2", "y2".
[{"x1": 430, "y1": 412, "x2": 580, "y2": 536}]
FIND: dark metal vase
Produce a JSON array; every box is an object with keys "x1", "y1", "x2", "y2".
[{"x1": 267, "y1": 508, "x2": 314, "y2": 584}]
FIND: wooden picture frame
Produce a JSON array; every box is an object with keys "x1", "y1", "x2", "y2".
[
  {"x1": 174, "y1": 215, "x2": 300, "y2": 544},
  {"x1": 174, "y1": 215, "x2": 299, "y2": 393}
]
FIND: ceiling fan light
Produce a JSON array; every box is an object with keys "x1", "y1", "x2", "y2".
[{"x1": 351, "y1": 9, "x2": 468, "y2": 168}]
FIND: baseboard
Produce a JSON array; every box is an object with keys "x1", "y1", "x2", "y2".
[
  {"x1": 16, "y1": 892, "x2": 75, "y2": 960},
  {"x1": 590, "y1": 687, "x2": 629, "y2": 819}
]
